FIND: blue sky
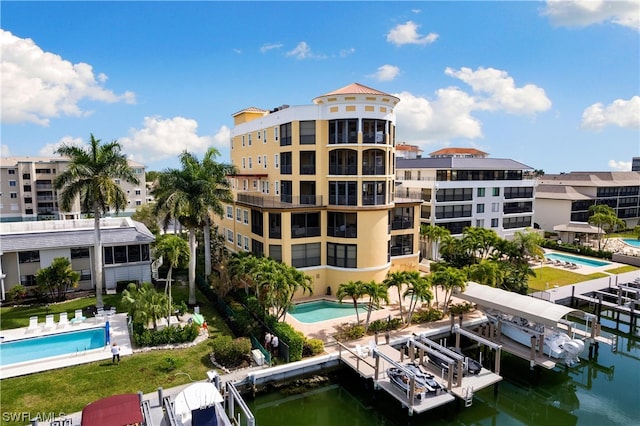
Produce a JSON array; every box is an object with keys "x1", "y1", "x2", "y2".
[{"x1": 1, "y1": 1, "x2": 639, "y2": 174}]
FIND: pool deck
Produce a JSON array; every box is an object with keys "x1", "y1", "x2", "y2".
[{"x1": 0, "y1": 313, "x2": 132, "y2": 379}]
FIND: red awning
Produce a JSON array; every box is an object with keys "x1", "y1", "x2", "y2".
[{"x1": 81, "y1": 394, "x2": 143, "y2": 426}]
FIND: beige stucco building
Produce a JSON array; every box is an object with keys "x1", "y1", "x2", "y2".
[
  {"x1": 0, "y1": 156, "x2": 147, "y2": 222},
  {"x1": 214, "y1": 83, "x2": 422, "y2": 297}
]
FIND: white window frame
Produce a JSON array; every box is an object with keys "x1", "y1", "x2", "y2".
[
  {"x1": 237, "y1": 233, "x2": 243, "y2": 247},
  {"x1": 244, "y1": 236, "x2": 250, "y2": 251},
  {"x1": 274, "y1": 154, "x2": 279, "y2": 168},
  {"x1": 263, "y1": 155, "x2": 267, "y2": 168},
  {"x1": 263, "y1": 130, "x2": 267, "y2": 143},
  {"x1": 248, "y1": 133, "x2": 252, "y2": 146},
  {"x1": 275, "y1": 181, "x2": 280, "y2": 195},
  {"x1": 242, "y1": 158, "x2": 246, "y2": 169},
  {"x1": 274, "y1": 126, "x2": 279, "y2": 141},
  {"x1": 243, "y1": 179, "x2": 248, "y2": 191},
  {"x1": 236, "y1": 207, "x2": 241, "y2": 222},
  {"x1": 227, "y1": 229, "x2": 234, "y2": 243},
  {"x1": 242, "y1": 135, "x2": 245, "y2": 147},
  {"x1": 248, "y1": 157, "x2": 252, "y2": 169},
  {"x1": 226, "y1": 206, "x2": 233, "y2": 218}
]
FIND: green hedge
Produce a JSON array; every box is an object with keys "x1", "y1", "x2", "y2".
[
  {"x1": 211, "y1": 335, "x2": 252, "y2": 367},
  {"x1": 132, "y1": 323, "x2": 200, "y2": 347},
  {"x1": 541, "y1": 239, "x2": 613, "y2": 259},
  {"x1": 273, "y1": 321, "x2": 305, "y2": 362}
]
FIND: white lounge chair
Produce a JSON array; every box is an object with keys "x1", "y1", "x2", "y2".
[
  {"x1": 94, "y1": 308, "x2": 105, "y2": 322},
  {"x1": 355, "y1": 344, "x2": 369, "y2": 358},
  {"x1": 26, "y1": 316, "x2": 39, "y2": 333},
  {"x1": 106, "y1": 307, "x2": 116, "y2": 318},
  {"x1": 58, "y1": 312, "x2": 69, "y2": 328},
  {"x1": 42, "y1": 314, "x2": 55, "y2": 331},
  {"x1": 70, "y1": 309, "x2": 86, "y2": 325}
]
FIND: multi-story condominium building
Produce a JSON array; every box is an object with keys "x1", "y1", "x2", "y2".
[
  {"x1": 395, "y1": 149, "x2": 536, "y2": 239},
  {"x1": 0, "y1": 156, "x2": 147, "y2": 222},
  {"x1": 535, "y1": 171, "x2": 640, "y2": 231},
  {"x1": 216, "y1": 83, "x2": 423, "y2": 296},
  {"x1": 0, "y1": 217, "x2": 155, "y2": 300}
]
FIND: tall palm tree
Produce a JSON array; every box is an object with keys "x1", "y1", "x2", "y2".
[
  {"x1": 336, "y1": 280, "x2": 366, "y2": 324},
  {"x1": 383, "y1": 270, "x2": 420, "y2": 324},
  {"x1": 153, "y1": 148, "x2": 235, "y2": 305},
  {"x1": 55, "y1": 134, "x2": 139, "y2": 308},
  {"x1": 420, "y1": 224, "x2": 450, "y2": 261},
  {"x1": 403, "y1": 275, "x2": 433, "y2": 325},
  {"x1": 362, "y1": 280, "x2": 390, "y2": 332},
  {"x1": 155, "y1": 234, "x2": 190, "y2": 322},
  {"x1": 431, "y1": 266, "x2": 466, "y2": 314}
]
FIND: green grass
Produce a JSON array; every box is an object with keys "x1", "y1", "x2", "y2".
[
  {"x1": 528, "y1": 267, "x2": 608, "y2": 292},
  {"x1": 0, "y1": 285, "x2": 234, "y2": 425},
  {"x1": 605, "y1": 265, "x2": 639, "y2": 275}
]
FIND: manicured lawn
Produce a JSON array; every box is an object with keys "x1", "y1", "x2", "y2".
[
  {"x1": 528, "y1": 267, "x2": 608, "y2": 292},
  {"x1": 605, "y1": 265, "x2": 639, "y2": 275},
  {"x1": 0, "y1": 285, "x2": 233, "y2": 424}
]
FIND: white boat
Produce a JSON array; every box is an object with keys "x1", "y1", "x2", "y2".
[
  {"x1": 485, "y1": 309, "x2": 584, "y2": 366},
  {"x1": 173, "y1": 382, "x2": 229, "y2": 426}
]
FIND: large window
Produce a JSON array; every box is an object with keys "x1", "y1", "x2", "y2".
[
  {"x1": 504, "y1": 187, "x2": 533, "y2": 199},
  {"x1": 299, "y1": 120, "x2": 316, "y2": 145},
  {"x1": 327, "y1": 212, "x2": 357, "y2": 237},
  {"x1": 20, "y1": 275, "x2": 37, "y2": 286},
  {"x1": 503, "y1": 201, "x2": 533, "y2": 214},
  {"x1": 329, "y1": 181, "x2": 357, "y2": 206},
  {"x1": 390, "y1": 207, "x2": 413, "y2": 230},
  {"x1": 435, "y1": 204, "x2": 472, "y2": 219},
  {"x1": 300, "y1": 151, "x2": 316, "y2": 175},
  {"x1": 251, "y1": 239, "x2": 264, "y2": 257},
  {"x1": 300, "y1": 181, "x2": 316, "y2": 205},
  {"x1": 18, "y1": 251, "x2": 40, "y2": 263},
  {"x1": 251, "y1": 209, "x2": 263, "y2": 236},
  {"x1": 280, "y1": 181, "x2": 292, "y2": 203},
  {"x1": 362, "y1": 119, "x2": 387, "y2": 144},
  {"x1": 327, "y1": 243, "x2": 357, "y2": 268},
  {"x1": 362, "y1": 149, "x2": 385, "y2": 175},
  {"x1": 291, "y1": 243, "x2": 321, "y2": 268},
  {"x1": 269, "y1": 213, "x2": 281, "y2": 239},
  {"x1": 280, "y1": 152, "x2": 292, "y2": 175},
  {"x1": 329, "y1": 149, "x2": 357, "y2": 175},
  {"x1": 390, "y1": 235, "x2": 413, "y2": 256},
  {"x1": 328, "y1": 119, "x2": 358, "y2": 144},
  {"x1": 291, "y1": 212, "x2": 320, "y2": 238},
  {"x1": 280, "y1": 122, "x2": 292, "y2": 146},
  {"x1": 269, "y1": 245, "x2": 282, "y2": 262},
  {"x1": 362, "y1": 181, "x2": 386, "y2": 205},
  {"x1": 436, "y1": 188, "x2": 473, "y2": 202},
  {"x1": 438, "y1": 220, "x2": 472, "y2": 235},
  {"x1": 503, "y1": 216, "x2": 532, "y2": 229}
]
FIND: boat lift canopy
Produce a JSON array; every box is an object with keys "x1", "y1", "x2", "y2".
[{"x1": 456, "y1": 282, "x2": 585, "y2": 328}]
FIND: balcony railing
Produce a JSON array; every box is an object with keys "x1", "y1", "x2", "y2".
[
  {"x1": 237, "y1": 193, "x2": 324, "y2": 208},
  {"x1": 327, "y1": 226, "x2": 357, "y2": 238},
  {"x1": 362, "y1": 166, "x2": 386, "y2": 175},
  {"x1": 291, "y1": 226, "x2": 321, "y2": 238},
  {"x1": 362, "y1": 194, "x2": 386, "y2": 206},
  {"x1": 391, "y1": 219, "x2": 414, "y2": 230},
  {"x1": 329, "y1": 165, "x2": 357, "y2": 175}
]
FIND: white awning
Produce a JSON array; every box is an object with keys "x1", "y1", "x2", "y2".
[
  {"x1": 553, "y1": 222, "x2": 602, "y2": 234},
  {"x1": 456, "y1": 282, "x2": 584, "y2": 327}
]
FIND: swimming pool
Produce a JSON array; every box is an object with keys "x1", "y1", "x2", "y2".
[
  {"x1": 545, "y1": 252, "x2": 611, "y2": 267},
  {"x1": 622, "y1": 238, "x2": 640, "y2": 248},
  {"x1": 0, "y1": 327, "x2": 106, "y2": 367},
  {"x1": 289, "y1": 300, "x2": 369, "y2": 324}
]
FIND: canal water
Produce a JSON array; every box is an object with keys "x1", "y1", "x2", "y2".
[{"x1": 246, "y1": 324, "x2": 640, "y2": 426}]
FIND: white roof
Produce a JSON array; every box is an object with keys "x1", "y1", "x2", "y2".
[
  {"x1": 457, "y1": 282, "x2": 584, "y2": 327},
  {"x1": 553, "y1": 222, "x2": 603, "y2": 234}
]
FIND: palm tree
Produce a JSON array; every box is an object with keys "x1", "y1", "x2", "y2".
[
  {"x1": 383, "y1": 270, "x2": 420, "y2": 324},
  {"x1": 155, "y1": 234, "x2": 190, "y2": 322},
  {"x1": 362, "y1": 280, "x2": 390, "y2": 332},
  {"x1": 336, "y1": 280, "x2": 366, "y2": 324},
  {"x1": 420, "y1": 224, "x2": 450, "y2": 260},
  {"x1": 511, "y1": 229, "x2": 545, "y2": 263},
  {"x1": 431, "y1": 267, "x2": 467, "y2": 314},
  {"x1": 55, "y1": 134, "x2": 139, "y2": 308},
  {"x1": 588, "y1": 204, "x2": 625, "y2": 251},
  {"x1": 403, "y1": 275, "x2": 433, "y2": 325},
  {"x1": 152, "y1": 148, "x2": 235, "y2": 305}
]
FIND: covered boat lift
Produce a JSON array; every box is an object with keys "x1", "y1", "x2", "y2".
[{"x1": 455, "y1": 282, "x2": 602, "y2": 369}]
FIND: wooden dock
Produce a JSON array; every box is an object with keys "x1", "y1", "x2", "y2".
[{"x1": 338, "y1": 342, "x2": 501, "y2": 414}]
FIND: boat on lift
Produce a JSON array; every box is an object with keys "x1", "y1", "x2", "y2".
[{"x1": 485, "y1": 309, "x2": 584, "y2": 366}]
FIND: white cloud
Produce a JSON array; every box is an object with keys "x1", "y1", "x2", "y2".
[
  {"x1": 118, "y1": 116, "x2": 224, "y2": 163},
  {"x1": 339, "y1": 47, "x2": 356, "y2": 57},
  {"x1": 1, "y1": 144, "x2": 11, "y2": 157},
  {"x1": 370, "y1": 64, "x2": 400, "y2": 82},
  {"x1": 581, "y1": 96, "x2": 640, "y2": 129},
  {"x1": 285, "y1": 41, "x2": 326, "y2": 60},
  {"x1": 393, "y1": 66, "x2": 552, "y2": 146},
  {"x1": 608, "y1": 159, "x2": 632, "y2": 171},
  {"x1": 544, "y1": 0, "x2": 640, "y2": 31},
  {"x1": 260, "y1": 43, "x2": 283, "y2": 53},
  {"x1": 386, "y1": 21, "x2": 439, "y2": 46},
  {"x1": 445, "y1": 67, "x2": 552, "y2": 115},
  {"x1": 38, "y1": 136, "x2": 86, "y2": 156},
  {"x1": 0, "y1": 30, "x2": 135, "y2": 126},
  {"x1": 394, "y1": 88, "x2": 483, "y2": 144}
]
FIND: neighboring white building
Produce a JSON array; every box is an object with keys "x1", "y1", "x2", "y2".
[
  {"x1": 535, "y1": 171, "x2": 640, "y2": 232},
  {"x1": 0, "y1": 217, "x2": 155, "y2": 300},
  {"x1": 0, "y1": 156, "x2": 147, "y2": 222},
  {"x1": 395, "y1": 149, "x2": 536, "y2": 239}
]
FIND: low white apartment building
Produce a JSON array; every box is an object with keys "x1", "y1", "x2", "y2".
[{"x1": 396, "y1": 149, "x2": 536, "y2": 239}]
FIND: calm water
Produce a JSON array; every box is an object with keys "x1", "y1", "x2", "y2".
[
  {"x1": 246, "y1": 324, "x2": 640, "y2": 426},
  {"x1": 289, "y1": 300, "x2": 369, "y2": 323},
  {"x1": 0, "y1": 327, "x2": 105, "y2": 366},
  {"x1": 622, "y1": 238, "x2": 640, "y2": 248}
]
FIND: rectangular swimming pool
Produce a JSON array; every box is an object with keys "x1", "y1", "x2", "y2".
[
  {"x1": 289, "y1": 300, "x2": 368, "y2": 324},
  {"x1": 545, "y1": 252, "x2": 611, "y2": 267},
  {"x1": 0, "y1": 327, "x2": 106, "y2": 367}
]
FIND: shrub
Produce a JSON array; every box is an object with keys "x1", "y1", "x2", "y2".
[
  {"x1": 131, "y1": 323, "x2": 199, "y2": 347},
  {"x1": 411, "y1": 308, "x2": 444, "y2": 324},
  {"x1": 448, "y1": 302, "x2": 474, "y2": 316},
  {"x1": 273, "y1": 321, "x2": 305, "y2": 362},
  {"x1": 367, "y1": 318, "x2": 403, "y2": 333},
  {"x1": 7, "y1": 285, "x2": 28, "y2": 303},
  {"x1": 157, "y1": 356, "x2": 185, "y2": 373},
  {"x1": 211, "y1": 336, "x2": 252, "y2": 367},
  {"x1": 302, "y1": 338, "x2": 325, "y2": 357}
]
